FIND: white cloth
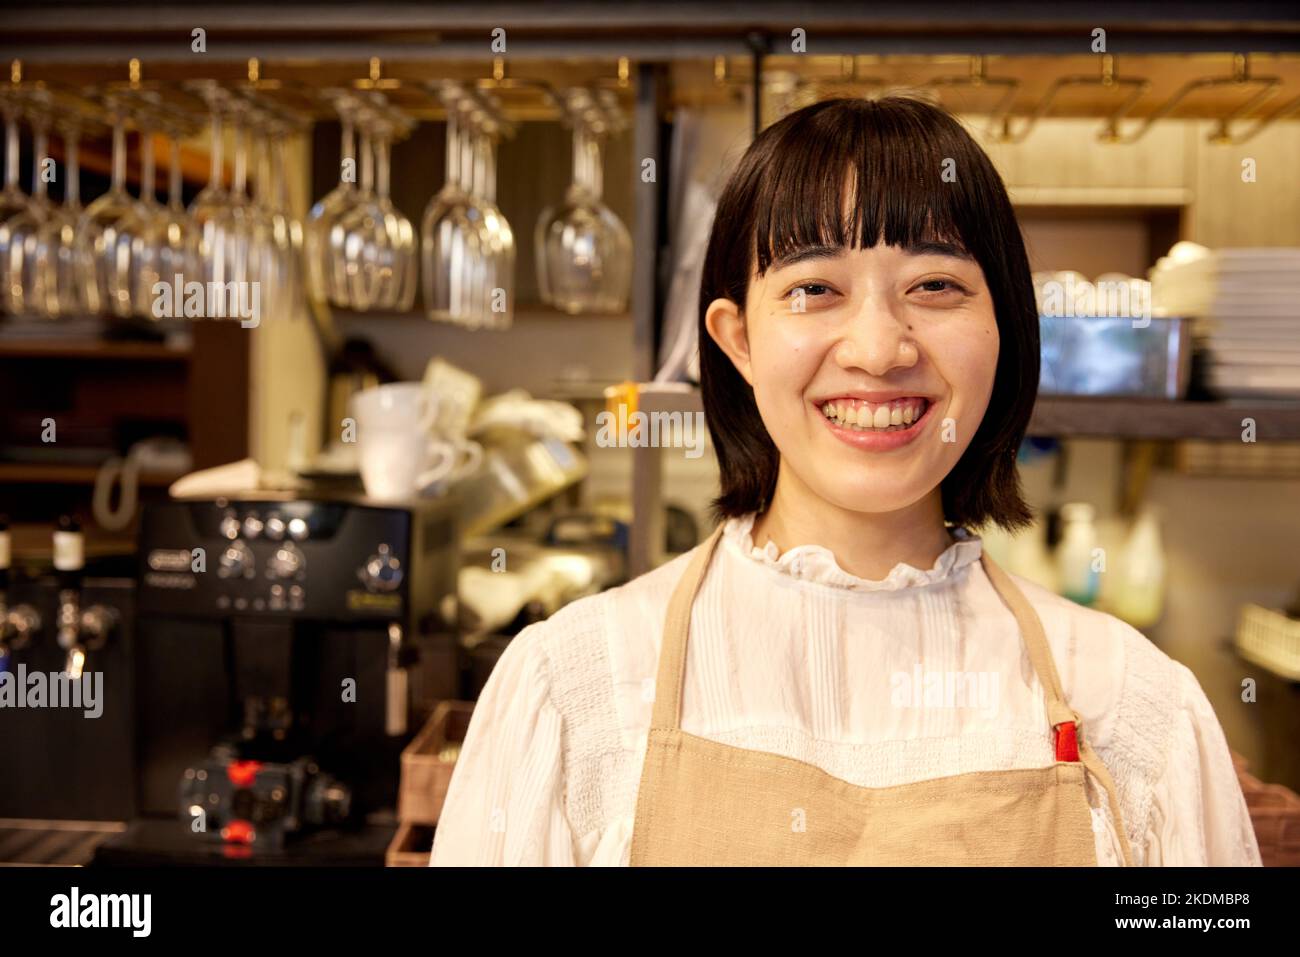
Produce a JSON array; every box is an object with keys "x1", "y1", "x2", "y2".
[{"x1": 430, "y1": 514, "x2": 1262, "y2": 867}]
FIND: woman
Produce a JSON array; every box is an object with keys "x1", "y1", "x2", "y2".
[{"x1": 430, "y1": 96, "x2": 1260, "y2": 866}]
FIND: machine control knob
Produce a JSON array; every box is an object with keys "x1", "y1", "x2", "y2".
[
  {"x1": 267, "y1": 543, "x2": 305, "y2": 580},
  {"x1": 242, "y1": 513, "x2": 264, "y2": 539},
  {"x1": 219, "y1": 512, "x2": 241, "y2": 541},
  {"x1": 218, "y1": 540, "x2": 255, "y2": 579},
  {"x1": 359, "y1": 544, "x2": 403, "y2": 593},
  {"x1": 264, "y1": 515, "x2": 286, "y2": 541}
]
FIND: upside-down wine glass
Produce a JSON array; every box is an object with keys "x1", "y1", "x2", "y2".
[
  {"x1": 305, "y1": 92, "x2": 357, "y2": 306},
  {"x1": 1, "y1": 107, "x2": 52, "y2": 315},
  {"x1": 134, "y1": 118, "x2": 201, "y2": 319},
  {"x1": 422, "y1": 87, "x2": 487, "y2": 326},
  {"x1": 108, "y1": 109, "x2": 164, "y2": 317},
  {"x1": 77, "y1": 97, "x2": 142, "y2": 317},
  {"x1": 535, "y1": 89, "x2": 631, "y2": 315},
  {"x1": 34, "y1": 119, "x2": 95, "y2": 317}
]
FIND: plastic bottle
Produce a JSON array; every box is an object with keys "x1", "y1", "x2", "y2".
[
  {"x1": 1056, "y1": 502, "x2": 1100, "y2": 605},
  {"x1": 1112, "y1": 504, "x2": 1167, "y2": 629}
]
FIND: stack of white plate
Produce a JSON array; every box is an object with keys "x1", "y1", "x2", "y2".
[{"x1": 1150, "y1": 243, "x2": 1300, "y2": 398}]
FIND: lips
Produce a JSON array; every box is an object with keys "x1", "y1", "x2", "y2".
[{"x1": 813, "y1": 394, "x2": 937, "y2": 451}]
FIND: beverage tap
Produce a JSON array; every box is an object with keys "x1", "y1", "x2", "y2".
[
  {"x1": 53, "y1": 516, "x2": 117, "y2": 679},
  {"x1": 0, "y1": 517, "x2": 41, "y2": 672}
]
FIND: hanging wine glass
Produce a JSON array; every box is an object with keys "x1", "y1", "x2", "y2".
[
  {"x1": 328, "y1": 100, "x2": 379, "y2": 311},
  {"x1": 471, "y1": 113, "x2": 514, "y2": 329},
  {"x1": 381, "y1": 112, "x2": 418, "y2": 311},
  {"x1": 213, "y1": 99, "x2": 255, "y2": 292},
  {"x1": 536, "y1": 88, "x2": 631, "y2": 315},
  {"x1": 187, "y1": 82, "x2": 232, "y2": 311},
  {"x1": 134, "y1": 116, "x2": 201, "y2": 319},
  {"x1": 0, "y1": 92, "x2": 29, "y2": 219},
  {"x1": 199, "y1": 98, "x2": 275, "y2": 322},
  {"x1": 270, "y1": 121, "x2": 306, "y2": 317},
  {"x1": 258, "y1": 112, "x2": 303, "y2": 319},
  {"x1": 0, "y1": 91, "x2": 37, "y2": 314},
  {"x1": 245, "y1": 107, "x2": 291, "y2": 320},
  {"x1": 34, "y1": 118, "x2": 95, "y2": 318},
  {"x1": 236, "y1": 105, "x2": 280, "y2": 319},
  {"x1": 305, "y1": 90, "x2": 358, "y2": 306},
  {"x1": 332, "y1": 103, "x2": 378, "y2": 310},
  {"x1": 1, "y1": 99, "x2": 53, "y2": 316},
  {"x1": 107, "y1": 106, "x2": 164, "y2": 318},
  {"x1": 77, "y1": 95, "x2": 142, "y2": 317},
  {"x1": 422, "y1": 85, "x2": 487, "y2": 326},
  {"x1": 337, "y1": 103, "x2": 415, "y2": 311},
  {"x1": 587, "y1": 125, "x2": 632, "y2": 314}
]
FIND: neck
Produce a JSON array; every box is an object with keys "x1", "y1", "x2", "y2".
[{"x1": 750, "y1": 461, "x2": 955, "y2": 581}]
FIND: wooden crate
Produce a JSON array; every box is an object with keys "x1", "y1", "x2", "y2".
[
  {"x1": 1233, "y1": 751, "x2": 1300, "y2": 867},
  {"x1": 386, "y1": 820, "x2": 436, "y2": 867},
  {"x1": 398, "y1": 700, "x2": 475, "y2": 825}
]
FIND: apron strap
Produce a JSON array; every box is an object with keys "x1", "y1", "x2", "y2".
[
  {"x1": 1079, "y1": 738, "x2": 1137, "y2": 866},
  {"x1": 650, "y1": 522, "x2": 726, "y2": 730},
  {"x1": 978, "y1": 550, "x2": 1071, "y2": 719}
]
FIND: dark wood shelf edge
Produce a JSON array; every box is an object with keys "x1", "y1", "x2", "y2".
[
  {"x1": 1028, "y1": 396, "x2": 1300, "y2": 441},
  {"x1": 0, "y1": 464, "x2": 183, "y2": 486},
  {"x1": 0, "y1": 340, "x2": 191, "y2": 361}
]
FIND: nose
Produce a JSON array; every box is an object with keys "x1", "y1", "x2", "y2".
[{"x1": 832, "y1": 298, "x2": 919, "y2": 376}]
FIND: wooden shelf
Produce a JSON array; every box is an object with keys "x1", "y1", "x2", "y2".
[
  {"x1": 7, "y1": 522, "x2": 139, "y2": 562},
  {"x1": 0, "y1": 339, "x2": 190, "y2": 362},
  {"x1": 0, "y1": 463, "x2": 184, "y2": 486},
  {"x1": 1029, "y1": 396, "x2": 1300, "y2": 441},
  {"x1": 632, "y1": 386, "x2": 1300, "y2": 442},
  {"x1": 1008, "y1": 186, "x2": 1190, "y2": 208}
]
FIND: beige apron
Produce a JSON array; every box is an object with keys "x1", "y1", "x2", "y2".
[{"x1": 629, "y1": 524, "x2": 1135, "y2": 867}]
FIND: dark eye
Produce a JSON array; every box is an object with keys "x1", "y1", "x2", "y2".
[
  {"x1": 785, "y1": 282, "x2": 833, "y2": 299},
  {"x1": 916, "y1": 279, "x2": 961, "y2": 293}
]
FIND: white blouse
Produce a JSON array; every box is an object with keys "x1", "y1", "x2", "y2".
[{"x1": 429, "y1": 513, "x2": 1262, "y2": 866}]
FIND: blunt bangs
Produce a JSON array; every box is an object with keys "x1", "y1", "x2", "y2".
[{"x1": 753, "y1": 98, "x2": 998, "y2": 279}]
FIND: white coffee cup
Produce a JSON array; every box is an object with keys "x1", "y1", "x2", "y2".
[
  {"x1": 351, "y1": 382, "x2": 432, "y2": 433},
  {"x1": 351, "y1": 383, "x2": 483, "y2": 501}
]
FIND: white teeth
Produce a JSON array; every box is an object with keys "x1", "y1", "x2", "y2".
[{"x1": 820, "y1": 398, "x2": 927, "y2": 431}]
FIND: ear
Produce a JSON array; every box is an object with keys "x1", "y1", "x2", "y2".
[{"x1": 704, "y1": 297, "x2": 755, "y2": 387}]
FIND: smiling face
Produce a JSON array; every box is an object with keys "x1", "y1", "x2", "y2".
[
  {"x1": 706, "y1": 239, "x2": 1000, "y2": 517},
  {"x1": 699, "y1": 96, "x2": 1039, "y2": 532}
]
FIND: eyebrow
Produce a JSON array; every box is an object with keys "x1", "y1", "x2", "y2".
[
  {"x1": 905, "y1": 241, "x2": 974, "y2": 261},
  {"x1": 768, "y1": 244, "x2": 845, "y2": 271},
  {"x1": 767, "y1": 240, "x2": 974, "y2": 271}
]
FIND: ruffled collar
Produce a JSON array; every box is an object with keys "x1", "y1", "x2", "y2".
[{"x1": 722, "y1": 512, "x2": 983, "y2": 592}]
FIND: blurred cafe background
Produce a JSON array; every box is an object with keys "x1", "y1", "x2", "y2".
[{"x1": 1, "y1": 2, "x2": 1299, "y2": 866}]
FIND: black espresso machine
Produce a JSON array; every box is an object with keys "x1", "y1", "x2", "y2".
[{"x1": 99, "y1": 494, "x2": 460, "y2": 864}]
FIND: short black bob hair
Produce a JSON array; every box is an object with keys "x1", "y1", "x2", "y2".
[{"x1": 699, "y1": 95, "x2": 1038, "y2": 533}]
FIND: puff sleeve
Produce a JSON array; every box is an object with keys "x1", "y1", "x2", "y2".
[
  {"x1": 430, "y1": 623, "x2": 576, "y2": 866},
  {"x1": 1141, "y1": 663, "x2": 1262, "y2": 866}
]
